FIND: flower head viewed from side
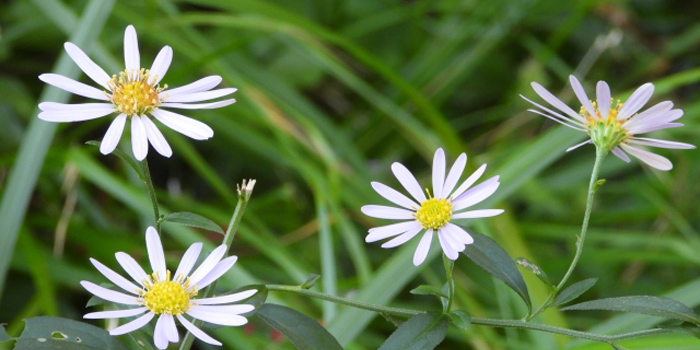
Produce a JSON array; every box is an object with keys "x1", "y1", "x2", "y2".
[
  {"x1": 361, "y1": 149, "x2": 504, "y2": 266},
  {"x1": 522, "y1": 75, "x2": 695, "y2": 170},
  {"x1": 81, "y1": 227, "x2": 255, "y2": 349},
  {"x1": 38, "y1": 25, "x2": 236, "y2": 161}
]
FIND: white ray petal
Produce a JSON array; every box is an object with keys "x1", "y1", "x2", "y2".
[
  {"x1": 451, "y1": 164, "x2": 487, "y2": 199},
  {"x1": 109, "y1": 312, "x2": 154, "y2": 336},
  {"x1": 361, "y1": 205, "x2": 414, "y2": 220},
  {"x1": 628, "y1": 122, "x2": 683, "y2": 135},
  {"x1": 366, "y1": 221, "x2": 421, "y2": 242},
  {"x1": 381, "y1": 227, "x2": 423, "y2": 248},
  {"x1": 64, "y1": 42, "x2": 111, "y2": 89},
  {"x1": 521, "y1": 93, "x2": 586, "y2": 126},
  {"x1": 195, "y1": 256, "x2": 238, "y2": 289},
  {"x1": 442, "y1": 227, "x2": 467, "y2": 252},
  {"x1": 618, "y1": 83, "x2": 654, "y2": 120},
  {"x1": 451, "y1": 209, "x2": 504, "y2": 219},
  {"x1": 526, "y1": 108, "x2": 586, "y2": 131},
  {"x1": 100, "y1": 114, "x2": 127, "y2": 155},
  {"x1": 39, "y1": 101, "x2": 112, "y2": 112},
  {"x1": 161, "y1": 76, "x2": 223, "y2": 98},
  {"x1": 437, "y1": 230, "x2": 458, "y2": 260},
  {"x1": 115, "y1": 252, "x2": 149, "y2": 287},
  {"x1": 84, "y1": 307, "x2": 148, "y2": 319},
  {"x1": 161, "y1": 314, "x2": 179, "y2": 343},
  {"x1": 197, "y1": 289, "x2": 258, "y2": 305},
  {"x1": 443, "y1": 223, "x2": 474, "y2": 245},
  {"x1": 145, "y1": 227, "x2": 166, "y2": 281},
  {"x1": 187, "y1": 308, "x2": 250, "y2": 326},
  {"x1": 566, "y1": 139, "x2": 592, "y2": 152},
  {"x1": 620, "y1": 144, "x2": 672, "y2": 171},
  {"x1": 453, "y1": 176, "x2": 500, "y2": 211},
  {"x1": 153, "y1": 315, "x2": 168, "y2": 349},
  {"x1": 38, "y1": 74, "x2": 109, "y2": 101},
  {"x1": 432, "y1": 148, "x2": 446, "y2": 199},
  {"x1": 611, "y1": 147, "x2": 631, "y2": 163},
  {"x1": 176, "y1": 315, "x2": 221, "y2": 346},
  {"x1": 80, "y1": 281, "x2": 140, "y2": 305},
  {"x1": 131, "y1": 116, "x2": 149, "y2": 161},
  {"x1": 142, "y1": 117, "x2": 173, "y2": 158},
  {"x1": 38, "y1": 104, "x2": 114, "y2": 122},
  {"x1": 151, "y1": 109, "x2": 214, "y2": 140},
  {"x1": 89, "y1": 258, "x2": 140, "y2": 294},
  {"x1": 188, "y1": 245, "x2": 227, "y2": 287},
  {"x1": 391, "y1": 162, "x2": 427, "y2": 203},
  {"x1": 160, "y1": 99, "x2": 236, "y2": 109},
  {"x1": 569, "y1": 75, "x2": 596, "y2": 118},
  {"x1": 627, "y1": 137, "x2": 695, "y2": 149},
  {"x1": 174, "y1": 242, "x2": 202, "y2": 282},
  {"x1": 442, "y1": 153, "x2": 466, "y2": 198},
  {"x1": 622, "y1": 101, "x2": 673, "y2": 130},
  {"x1": 413, "y1": 230, "x2": 433, "y2": 266},
  {"x1": 163, "y1": 88, "x2": 237, "y2": 103},
  {"x1": 190, "y1": 304, "x2": 255, "y2": 315},
  {"x1": 596, "y1": 81, "x2": 611, "y2": 120},
  {"x1": 149, "y1": 46, "x2": 172, "y2": 85},
  {"x1": 530, "y1": 81, "x2": 585, "y2": 122},
  {"x1": 371, "y1": 181, "x2": 419, "y2": 209},
  {"x1": 124, "y1": 25, "x2": 140, "y2": 77}
]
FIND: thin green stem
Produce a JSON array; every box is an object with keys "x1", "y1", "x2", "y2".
[
  {"x1": 140, "y1": 159, "x2": 160, "y2": 232},
  {"x1": 443, "y1": 255, "x2": 455, "y2": 313},
  {"x1": 528, "y1": 147, "x2": 607, "y2": 320}
]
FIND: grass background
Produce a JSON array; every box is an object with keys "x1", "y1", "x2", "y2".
[{"x1": 1, "y1": 0, "x2": 700, "y2": 349}]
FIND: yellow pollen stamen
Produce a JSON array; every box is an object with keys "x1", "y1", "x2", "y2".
[
  {"x1": 140, "y1": 270, "x2": 197, "y2": 315},
  {"x1": 414, "y1": 189, "x2": 453, "y2": 230},
  {"x1": 107, "y1": 68, "x2": 167, "y2": 116},
  {"x1": 581, "y1": 99, "x2": 631, "y2": 151}
]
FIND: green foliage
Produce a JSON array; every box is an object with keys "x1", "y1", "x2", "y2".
[
  {"x1": 562, "y1": 296, "x2": 700, "y2": 325},
  {"x1": 377, "y1": 312, "x2": 448, "y2": 350},
  {"x1": 551, "y1": 278, "x2": 598, "y2": 308},
  {"x1": 257, "y1": 303, "x2": 343, "y2": 350},
  {"x1": 14, "y1": 317, "x2": 128, "y2": 350},
  {"x1": 161, "y1": 212, "x2": 225, "y2": 235}
]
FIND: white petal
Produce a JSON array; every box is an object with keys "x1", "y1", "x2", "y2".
[
  {"x1": 190, "y1": 304, "x2": 255, "y2": 315},
  {"x1": 100, "y1": 114, "x2": 127, "y2": 155},
  {"x1": 161, "y1": 76, "x2": 223, "y2": 98},
  {"x1": 161, "y1": 314, "x2": 179, "y2": 343},
  {"x1": 39, "y1": 74, "x2": 109, "y2": 101},
  {"x1": 195, "y1": 256, "x2": 238, "y2": 289},
  {"x1": 176, "y1": 315, "x2": 222, "y2": 346},
  {"x1": 160, "y1": 99, "x2": 236, "y2": 110},
  {"x1": 391, "y1": 162, "x2": 427, "y2": 203},
  {"x1": 361, "y1": 205, "x2": 415, "y2": 220},
  {"x1": 530, "y1": 81, "x2": 585, "y2": 122},
  {"x1": 453, "y1": 176, "x2": 500, "y2": 211},
  {"x1": 566, "y1": 139, "x2": 592, "y2": 152},
  {"x1": 89, "y1": 258, "x2": 140, "y2": 294},
  {"x1": 525, "y1": 108, "x2": 586, "y2": 131},
  {"x1": 443, "y1": 223, "x2": 474, "y2": 245},
  {"x1": 442, "y1": 227, "x2": 467, "y2": 252},
  {"x1": 149, "y1": 46, "x2": 172, "y2": 85},
  {"x1": 64, "y1": 42, "x2": 111, "y2": 89},
  {"x1": 366, "y1": 221, "x2": 421, "y2": 242},
  {"x1": 371, "y1": 182, "x2": 418, "y2": 209},
  {"x1": 611, "y1": 147, "x2": 631, "y2": 163},
  {"x1": 151, "y1": 109, "x2": 214, "y2": 140},
  {"x1": 131, "y1": 116, "x2": 149, "y2": 161},
  {"x1": 84, "y1": 307, "x2": 147, "y2": 319},
  {"x1": 623, "y1": 101, "x2": 674, "y2": 128},
  {"x1": 145, "y1": 227, "x2": 166, "y2": 281},
  {"x1": 189, "y1": 245, "x2": 227, "y2": 287},
  {"x1": 569, "y1": 75, "x2": 596, "y2": 118},
  {"x1": 124, "y1": 25, "x2": 140, "y2": 76},
  {"x1": 628, "y1": 122, "x2": 683, "y2": 134},
  {"x1": 187, "y1": 307, "x2": 250, "y2": 326},
  {"x1": 442, "y1": 153, "x2": 466, "y2": 198},
  {"x1": 412, "y1": 230, "x2": 433, "y2": 266},
  {"x1": 164, "y1": 88, "x2": 237, "y2": 103},
  {"x1": 153, "y1": 315, "x2": 169, "y2": 349},
  {"x1": 381, "y1": 227, "x2": 423, "y2": 248},
  {"x1": 618, "y1": 83, "x2": 654, "y2": 120},
  {"x1": 80, "y1": 281, "x2": 140, "y2": 305},
  {"x1": 38, "y1": 103, "x2": 114, "y2": 122},
  {"x1": 110, "y1": 312, "x2": 155, "y2": 336},
  {"x1": 620, "y1": 144, "x2": 673, "y2": 171},
  {"x1": 596, "y1": 81, "x2": 611, "y2": 120},
  {"x1": 142, "y1": 117, "x2": 173, "y2": 158},
  {"x1": 451, "y1": 209, "x2": 504, "y2": 219},
  {"x1": 432, "y1": 148, "x2": 446, "y2": 198},
  {"x1": 197, "y1": 289, "x2": 258, "y2": 305},
  {"x1": 115, "y1": 252, "x2": 149, "y2": 287},
  {"x1": 451, "y1": 163, "x2": 487, "y2": 199},
  {"x1": 174, "y1": 242, "x2": 202, "y2": 282},
  {"x1": 520, "y1": 94, "x2": 586, "y2": 128},
  {"x1": 627, "y1": 137, "x2": 695, "y2": 149},
  {"x1": 437, "y1": 230, "x2": 458, "y2": 260},
  {"x1": 39, "y1": 101, "x2": 111, "y2": 112}
]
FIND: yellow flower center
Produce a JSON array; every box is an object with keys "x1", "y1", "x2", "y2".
[
  {"x1": 107, "y1": 69, "x2": 166, "y2": 116},
  {"x1": 414, "y1": 192, "x2": 453, "y2": 230},
  {"x1": 582, "y1": 100, "x2": 630, "y2": 152},
  {"x1": 140, "y1": 271, "x2": 197, "y2": 315}
]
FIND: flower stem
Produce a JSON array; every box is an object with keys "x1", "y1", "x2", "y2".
[
  {"x1": 178, "y1": 180, "x2": 255, "y2": 350},
  {"x1": 528, "y1": 147, "x2": 607, "y2": 320},
  {"x1": 140, "y1": 159, "x2": 160, "y2": 232},
  {"x1": 443, "y1": 255, "x2": 455, "y2": 313}
]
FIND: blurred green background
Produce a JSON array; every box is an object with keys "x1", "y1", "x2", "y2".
[{"x1": 1, "y1": 0, "x2": 700, "y2": 349}]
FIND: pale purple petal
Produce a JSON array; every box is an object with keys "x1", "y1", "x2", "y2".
[
  {"x1": 195, "y1": 256, "x2": 238, "y2": 289},
  {"x1": 520, "y1": 94, "x2": 586, "y2": 128},
  {"x1": 159, "y1": 99, "x2": 236, "y2": 110},
  {"x1": 176, "y1": 315, "x2": 222, "y2": 346},
  {"x1": 163, "y1": 88, "x2": 237, "y2": 103},
  {"x1": 80, "y1": 281, "x2": 140, "y2": 305},
  {"x1": 525, "y1": 108, "x2": 586, "y2": 131},
  {"x1": 89, "y1": 258, "x2": 140, "y2": 294},
  {"x1": 611, "y1": 147, "x2": 631, "y2": 163},
  {"x1": 188, "y1": 245, "x2": 227, "y2": 287},
  {"x1": 596, "y1": 81, "x2": 611, "y2": 120},
  {"x1": 413, "y1": 230, "x2": 433, "y2": 266},
  {"x1": 38, "y1": 103, "x2": 114, "y2": 122},
  {"x1": 197, "y1": 289, "x2": 258, "y2": 305},
  {"x1": 131, "y1": 116, "x2": 149, "y2": 161},
  {"x1": 366, "y1": 221, "x2": 421, "y2": 242},
  {"x1": 432, "y1": 148, "x2": 446, "y2": 198},
  {"x1": 39, "y1": 74, "x2": 110, "y2": 101},
  {"x1": 622, "y1": 101, "x2": 673, "y2": 130},
  {"x1": 151, "y1": 109, "x2": 214, "y2": 140},
  {"x1": 100, "y1": 114, "x2": 127, "y2": 155},
  {"x1": 442, "y1": 227, "x2": 467, "y2": 252},
  {"x1": 144, "y1": 227, "x2": 166, "y2": 281},
  {"x1": 618, "y1": 83, "x2": 654, "y2": 120},
  {"x1": 142, "y1": 117, "x2": 173, "y2": 158},
  {"x1": 391, "y1": 162, "x2": 427, "y2": 203},
  {"x1": 451, "y1": 209, "x2": 504, "y2": 219},
  {"x1": 84, "y1": 307, "x2": 147, "y2": 319},
  {"x1": 115, "y1": 252, "x2": 149, "y2": 286},
  {"x1": 161, "y1": 314, "x2": 179, "y2": 343},
  {"x1": 530, "y1": 82, "x2": 585, "y2": 122},
  {"x1": 361, "y1": 205, "x2": 415, "y2": 220},
  {"x1": 124, "y1": 25, "x2": 140, "y2": 77},
  {"x1": 620, "y1": 144, "x2": 672, "y2": 171},
  {"x1": 153, "y1": 315, "x2": 168, "y2": 349},
  {"x1": 381, "y1": 227, "x2": 423, "y2": 248},
  {"x1": 442, "y1": 153, "x2": 466, "y2": 198},
  {"x1": 161, "y1": 76, "x2": 223, "y2": 98},
  {"x1": 64, "y1": 42, "x2": 111, "y2": 89},
  {"x1": 627, "y1": 137, "x2": 695, "y2": 149},
  {"x1": 451, "y1": 163, "x2": 487, "y2": 199},
  {"x1": 443, "y1": 223, "x2": 474, "y2": 245},
  {"x1": 569, "y1": 75, "x2": 596, "y2": 118},
  {"x1": 628, "y1": 122, "x2": 683, "y2": 134},
  {"x1": 566, "y1": 139, "x2": 592, "y2": 152},
  {"x1": 149, "y1": 46, "x2": 172, "y2": 85},
  {"x1": 110, "y1": 312, "x2": 154, "y2": 336},
  {"x1": 452, "y1": 176, "x2": 500, "y2": 211},
  {"x1": 173, "y1": 242, "x2": 202, "y2": 282},
  {"x1": 371, "y1": 181, "x2": 419, "y2": 209},
  {"x1": 437, "y1": 230, "x2": 458, "y2": 260}
]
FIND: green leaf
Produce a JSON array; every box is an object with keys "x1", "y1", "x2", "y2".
[
  {"x1": 550, "y1": 278, "x2": 597, "y2": 308},
  {"x1": 447, "y1": 311, "x2": 471, "y2": 330},
  {"x1": 162, "y1": 212, "x2": 225, "y2": 235},
  {"x1": 410, "y1": 284, "x2": 448, "y2": 299},
  {"x1": 85, "y1": 141, "x2": 144, "y2": 181},
  {"x1": 515, "y1": 257, "x2": 553, "y2": 289},
  {"x1": 257, "y1": 303, "x2": 343, "y2": 350},
  {"x1": 462, "y1": 231, "x2": 531, "y2": 313},
  {"x1": 14, "y1": 316, "x2": 129, "y2": 350},
  {"x1": 561, "y1": 296, "x2": 700, "y2": 325},
  {"x1": 301, "y1": 274, "x2": 320, "y2": 289},
  {"x1": 611, "y1": 343, "x2": 629, "y2": 350},
  {"x1": 377, "y1": 312, "x2": 448, "y2": 350}
]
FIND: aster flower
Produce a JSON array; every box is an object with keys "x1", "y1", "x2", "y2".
[
  {"x1": 81, "y1": 227, "x2": 255, "y2": 349},
  {"x1": 38, "y1": 25, "x2": 236, "y2": 161},
  {"x1": 361, "y1": 149, "x2": 504, "y2": 266},
  {"x1": 522, "y1": 75, "x2": 695, "y2": 171}
]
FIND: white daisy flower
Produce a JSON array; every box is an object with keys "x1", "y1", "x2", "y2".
[
  {"x1": 522, "y1": 75, "x2": 695, "y2": 171},
  {"x1": 81, "y1": 227, "x2": 255, "y2": 349},
  {"x1": 361, "y1": 148, "x2": 504, "y2": 266},
  {"x1": 38, "y1": 25, "x2": 236, "y2": 161}
]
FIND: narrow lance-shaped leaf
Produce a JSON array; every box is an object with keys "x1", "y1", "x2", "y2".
[
  {"x1": 562, "y1": 295, "x2": 700, "y2": 325},
  {"x1": 14, "y1": 316, "x2": 129, "y2": 350},
  {"x1": 257, "y1": 303, "x2": 343, "y2": 350},
  {"x1": 550, "y1": 278, "x2": 597, "y2": 308},
  {"x1": 448, "y1": 310, "x2": 471, "y2": 330},
  {"x1": 410, "y1": 284, "x2": 448, "y2": 299},
  {"x1": 377, "y1": 312, "x2": 448, "y2": 350},
  {"x1": 462, "y1": 231, "x2": 531, "y2": 313},
  {"x1": 162, "y1": 212, "x2": 225, "y2": 235}
]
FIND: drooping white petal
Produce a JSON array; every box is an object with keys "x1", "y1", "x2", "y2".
[
  {"x1": 525, "y1": 108, "x2": 586, "y2": 131},
  {"x1": 80, "y1": 281, "x2": 140, "y2": 305},
  {"x1": 131, "y1": 116, "x2": 149, "y2": 161},
  {"x1": 109, "y1": 312, "x2": 154, "y2": 336},
  {"x1": 451, "y1": 209, "x2": 504, "y2": 219},
  {"x1": 596, "y1": 81, "x2": 611, "y2": 120},
  {"x1": 151, "y1": 109, "x2": 214, "y2": 140},
  {"x1": 413, "y1": 230, "x2": 433, "y2": 266},
  {"x1": 566, "y1": 139, "x2": 592, "y2": 152},
  {"x1": 371, "y1": 182, "x2": 419, "y2": 209},
  {"x1": 627, "y1": 137, "x2": 695, "y2": 149},
  {"x1": 620, "y1": 144, "x2": 672, "y2": 171},
  {"x1": 124, "y1": 25, "x2": 140, "y2": 77},
  {"x1": 381, "y1": 227, "x2": 423, "y2": 248},
  {"x1": 84, "y1": 307, "x2": 148, "y2": 319},
  {"x1": 391, "y1": 162, "x2": 427, "y2": 203},
  {"x1": 569, "y1": 75, "x2": 596, "y2": 118},
  {"x1": 361, "y1": 205, "x2": 415, "y2": 220},
  {"x1": 38, "y1": 74, "x2": 109, "y2": 101},
  {"x1": 442, "y1": 153, "x2": 466, "y2": 197},
  {"x1": 161, "y1": 314, "x2": 179, "y2": 343},
  {"x1": 451, "y1": 164, "x2": 487, "y2": 200},
  {"x1": 443, "y1": 223, "x2": 474, "y2": 245},
  {"x1": 153, "y1": 315, "x2": 169, "y2": 349},
  {"x1": 145, "y1": 227, "x2": 166, "y2": 281},
  {"x1": 38, "y1": 103, "x2": 114, "y2": 122},
  {"x1": 618, "y1": 83, "x2": 654, "y2": 120},
  {"x1": 195, "y1": 256, "x2": 238, "y2": 289},
  {"x1": 173, "y1": 242, "x2": 202, "y2": 282},
  {"x1": 188, "y1": 245, "x2": 227, "y2": 287},
  {"x1": 530, "y1": 81, "x2": 585, "y2": 122},
  {"x1": 149, "y1": 46, "x2": 172, "y2": 85},
  {"x1": 142, "y1": 117, "x2": 173, "y2": 158},
  {"x1": 432, "y1": 148, "x2": 446, "y2": 199},
  {"x1": 161, "y1": 76, "x2": 223, "y2": 98},
  {"x1": 64, "y1": 42, "x2": 111, "y2": 89},
  {"x1": 611, "y1": 147, "x2": 631, "y2": 163},
  {"x1": 163, "y1": 88, "x2": 237, "y2": 103},
  {"x1": 437, "y1": 230, "x2": 458, "y2": 260},
  {"x1": 176, "y1": 315, "x2": 222, "y2": 346},
  {"x1": 100, "y1": 114, "x2": 127, "y2": 155},
  {"x1": 89, "y1": 258, "x2": 140, "y2": 294},
  {"x1": 160, "y1": 99, "x2": 236, "y2": 110},
  {"x1": 197, "y1": 289, "x2": 258, "y2": 305},
  {"x1": 187, "y1": 307, "x2": 250, "y2": 326},
  {"x1": 366, "y1": 221, "x2": 422, "y2": 242},
  {"x1": 452, "y1": 176, "x2": 500, "y2": 211},
  {"x1": 115, "y1": 252, "x2": 149, "y2": 287}
]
